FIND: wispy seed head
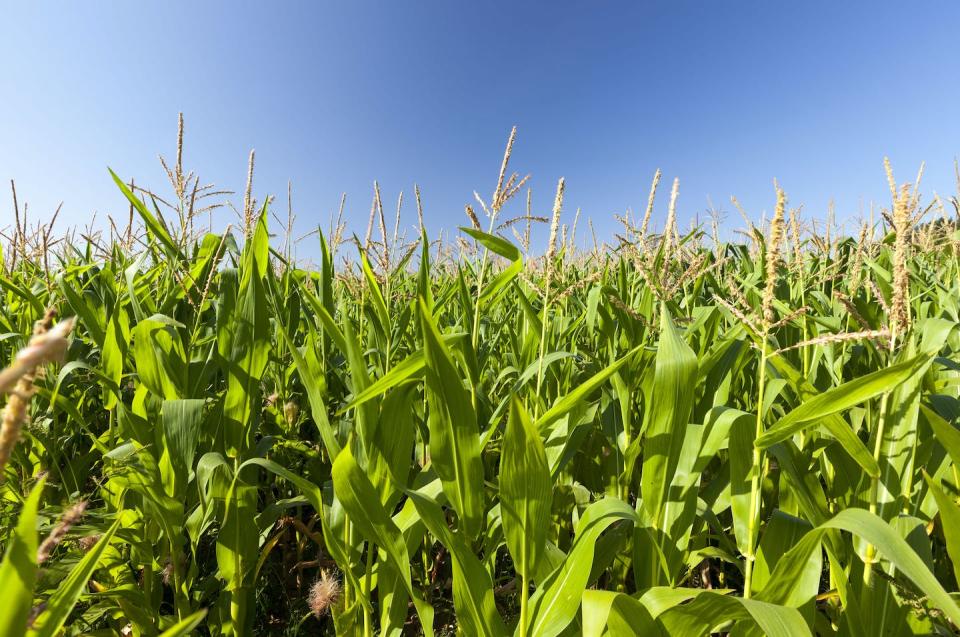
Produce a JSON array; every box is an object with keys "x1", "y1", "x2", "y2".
[
  {"x1": 762, "y1": 187, "x2": 786, "y2": 328},
  {"x1": 640, "y1": 169, "x2": 662, "y2": 238},
  {"x1": 546, "y1": 177, "x2": 566, "y2": 263},
  {"x1": 37, "y1": 500, "x2": 87, "y2": 564},
  {"x1": 308, "y1": 570, "x2": 341, "y2": 617}
]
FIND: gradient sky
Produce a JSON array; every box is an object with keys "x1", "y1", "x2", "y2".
[{"x1": 2, "y1": 2, "x2": 959, "y2": 257}]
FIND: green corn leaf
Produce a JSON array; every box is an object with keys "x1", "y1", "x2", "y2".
[
  {"x1": 782, "y1": 508, "x2": 960, "y2": 626},
  {"x1": 58, "y1": 275, "x2": 105, "y2": 347},
  {"x1": 220, "y1": 208, "x2": 270, "y2": 456},
  {"x1": 923, "y1": 473, "x2": 960, "y2": 586},
  {"x1": 0, "y1": 276, "x2": 45, "y2": 317},
  {"x1": 766, "y1": 353, "x2": 881, "y2": 477},
  {"x1": 636, "y1": 306, "x2": 698, "y2": 586},
  {"x1": 479, "y1": 257, "x2": 523, "y2": 306},
  {"x1": 360, "y1": 250, "x2": 391, "y2": 335},
  {"x1": 159, "y1": 399, "x2": 205, "y2": 499},
  {"x1": 877, "y1": 320, "x2": 952, "y2": 516},
  {"x1": 406, "y1": 489, "x2": 507, "y2": 637},
  {"x1": 513, "y1": 352, "x2": 575, "y2": 391},
  {"x1": 500, "y1": 397, "x2": 551, "y2": 580},
  {"x1": 340, "y1": 350, "x2": 426, "y2": 415},
  {"x1": 101, "y1": 301, "x2": 128, "y2": 410},
  {"x1": 419, "y1": 298, "x2": 485, "y2": 539},
  {"x1": 757, "y1": 353, "x2": 932, "y2": 449},
  {"x1": 132, "y1": 316, "x2": 185, "y2": 400},
  {"x1": 215, "y1": 476, "x2": 258, "y2": 635},
  {"x1": 524, "y1": 497, "x2": 637, "y2": 637},
  {"x1": 635, "y1": 587, "x2": 718, "y2": 618},
  {"x1": 369, "y1": 385, "x2": 418, "y2": 504},
  {"x1": 923, "y1": 403, "x2": 960, "y2": 468},
  {"x1": 753, "y1": 512, "x2": 821, "y2": 612},
  {"x1": 0, "y1": 477, "x2": 45, "y2": 635},
  {"x1": 275, "y1": 325, "x2": 342, "y2": 459},
  {"x1": 158, "y1": 609, "x2": 208, "y2": 636},
  {"x1": 109, "y1": 168, "x2": 182, "y2": 257},
  {"x1": 30, "y1": 517, "x2": 122, "y2": 637},
  {"x1": 460, "y1": 227, "x2": 522, "y2": 261},
  {"x1": 657, "y1": 591, "x2": 810, "y2": 636},
  {"x1": 757, "y1": 534, "x2": 826, "y2": 619},
  {"x1": 582, "y1": 590, "x2": 660, "y2": 637},
  {"x1": 298, "y1": 281, "x2": 349, "y2": 354},
  {"x1": 728, "y1": 411, "x2": 758, "y2": 558},
  {"x1": 339, "y1": 318, "x2": 378, "y2": 461},
  {"x1": 331, "y1": 446, "x2": 435, "y2": 635},
  {"x1": 337, "y1": 333, "x2": 465, "y2": 414},
  {"x1": 535, "y1": 346, "x2": 640, "y2": 434},
  {"x1": 418, "y1": 227, "x2": 435, "y2": 309},
  {"x1": 639, "y1": 307, "x2": 700, "y2": 523}
]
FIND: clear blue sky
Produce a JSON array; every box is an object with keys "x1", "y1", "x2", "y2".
[{"x1": 2, "y1": 2, "x2": 959, "y2": 255}]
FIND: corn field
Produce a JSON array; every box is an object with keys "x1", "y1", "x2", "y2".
[{"x1": 2, "y1": 133, "x2": 960, "y2": 636}]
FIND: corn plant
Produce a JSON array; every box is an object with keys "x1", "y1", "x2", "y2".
[{"x1": 1, "y1": 130, "x2": 959, "y2": 636}]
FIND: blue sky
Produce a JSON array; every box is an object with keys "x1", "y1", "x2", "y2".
[{"x1": 2, "y1": 2, "x2": 959, "y2": 256}]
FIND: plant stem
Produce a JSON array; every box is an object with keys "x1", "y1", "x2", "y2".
[
  {"x1": 519, "y1": 571, "x2": 530, "y2": 636},
  {"x1": 342, "y1": 519, "x2": 352, "y2": 611},
  {"x1": 864, "y1": 330, "x2": 899, "y2": 586},
  {"x1": 744, "y1": 339, "x2": 768, "y2": 599},
  {"x1": 363, "y1": 542, "x2": 375, "y2": 637},
  {"x1": 533, "y1": 283, "x2": 551, "y2": 419}
]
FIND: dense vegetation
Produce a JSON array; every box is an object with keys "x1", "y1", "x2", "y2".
[{"x1": 2, "y1": 133, "x2": 960, "y2": 635}]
